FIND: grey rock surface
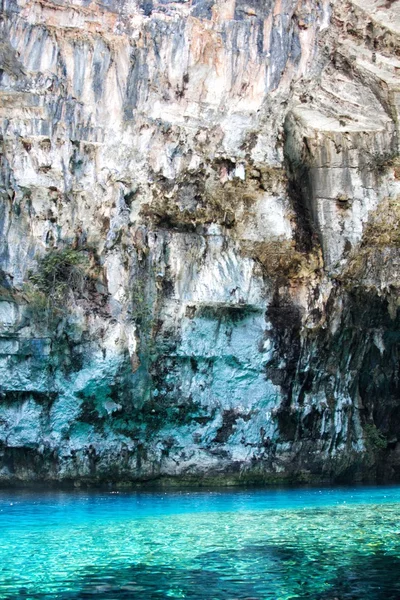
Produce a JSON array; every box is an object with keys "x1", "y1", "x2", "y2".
[{"x1": 0, "y1": 0, "x2": 399, "y2": 486}]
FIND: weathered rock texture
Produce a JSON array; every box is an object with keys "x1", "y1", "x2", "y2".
[{"x1": 0, "y1": 0, "x2": 399, "y2": 486}]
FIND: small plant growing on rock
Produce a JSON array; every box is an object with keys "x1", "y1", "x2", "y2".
[
  {"x1": 364, "y1": 423, "x2": 387, "y2": 451},
  {"x1": 362, "y1": 196, "x2": 400, "y2": 248},
  {"x1": 342, "y1": 196, "x2": 400, "y2": 285},
  {"x1": 241, "y1": 237, "x2": 319, "y2": 280},
  {"x1": 132, "y1": 279, "x2": 152, "y2": 327},
  {"x1": 28, "y1": 248, "x2": 90, "y2": 299}
]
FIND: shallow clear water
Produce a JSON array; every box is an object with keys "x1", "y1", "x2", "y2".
[{"x1": 1, "y1": 486, "x2": 400, "y2": 599}]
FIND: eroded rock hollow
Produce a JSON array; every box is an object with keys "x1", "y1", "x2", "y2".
[{"x1": 0, "y1": 0, "x2": 399, "y2": 485}]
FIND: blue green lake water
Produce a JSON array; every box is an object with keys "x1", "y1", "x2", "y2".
[{"x1": 1, "y1": 485, "x2": 400, "y2": 599}]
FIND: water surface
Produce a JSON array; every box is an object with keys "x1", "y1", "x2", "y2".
[{"x1": 1, "y1": 485, "x2": 400, "y2": 599}]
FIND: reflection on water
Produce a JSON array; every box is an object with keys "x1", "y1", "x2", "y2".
[{"x1": 1, "y1": 486, "x2": 400, "y2": 599}]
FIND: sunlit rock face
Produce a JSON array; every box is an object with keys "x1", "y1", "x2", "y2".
[{"x1": 0, "y1": 0, "x2": 399, "y2": 486}]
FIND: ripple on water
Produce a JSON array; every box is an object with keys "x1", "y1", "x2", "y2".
[{"x1": 1, "y1": 487, "x2": 400, "y2": 599}]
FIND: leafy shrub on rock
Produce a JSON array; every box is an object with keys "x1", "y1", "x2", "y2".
[
  {"x1": 364, "y1": 423, "x2": 387, "y2": 451},
  {"x1": 27, "y1": 248, "x2": 90, "y2": 307}
]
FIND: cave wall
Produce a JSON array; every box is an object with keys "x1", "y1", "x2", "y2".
[{"x1": 0, "y1": 0, "x2": 399, "y2": 485}]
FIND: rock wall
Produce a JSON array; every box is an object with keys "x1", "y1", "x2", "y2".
[{"x1": 0, "y1": 0, "x2": 399, "y2": 486}]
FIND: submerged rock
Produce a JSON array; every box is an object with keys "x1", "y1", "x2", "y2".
[{"x1": 0, "y1": 0, "x2": 399, "y2": 486}]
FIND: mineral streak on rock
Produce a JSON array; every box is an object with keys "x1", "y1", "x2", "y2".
[{"x1": 0, "y1": 0, "x2": 399, "y2": 486}]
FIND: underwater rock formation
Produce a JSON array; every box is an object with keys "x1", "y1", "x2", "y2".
[{"x1": 0, "y1": 0, "x2": 399, "y2": 485}]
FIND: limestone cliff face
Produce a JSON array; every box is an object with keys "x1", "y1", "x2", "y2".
[{"x1": 0, "y1": 0, "x2": 399, "y2": 486}]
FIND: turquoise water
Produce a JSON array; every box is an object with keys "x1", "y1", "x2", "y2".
[{"x1": 1, "y1": 486, "x2": 400, "y2": 599}]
